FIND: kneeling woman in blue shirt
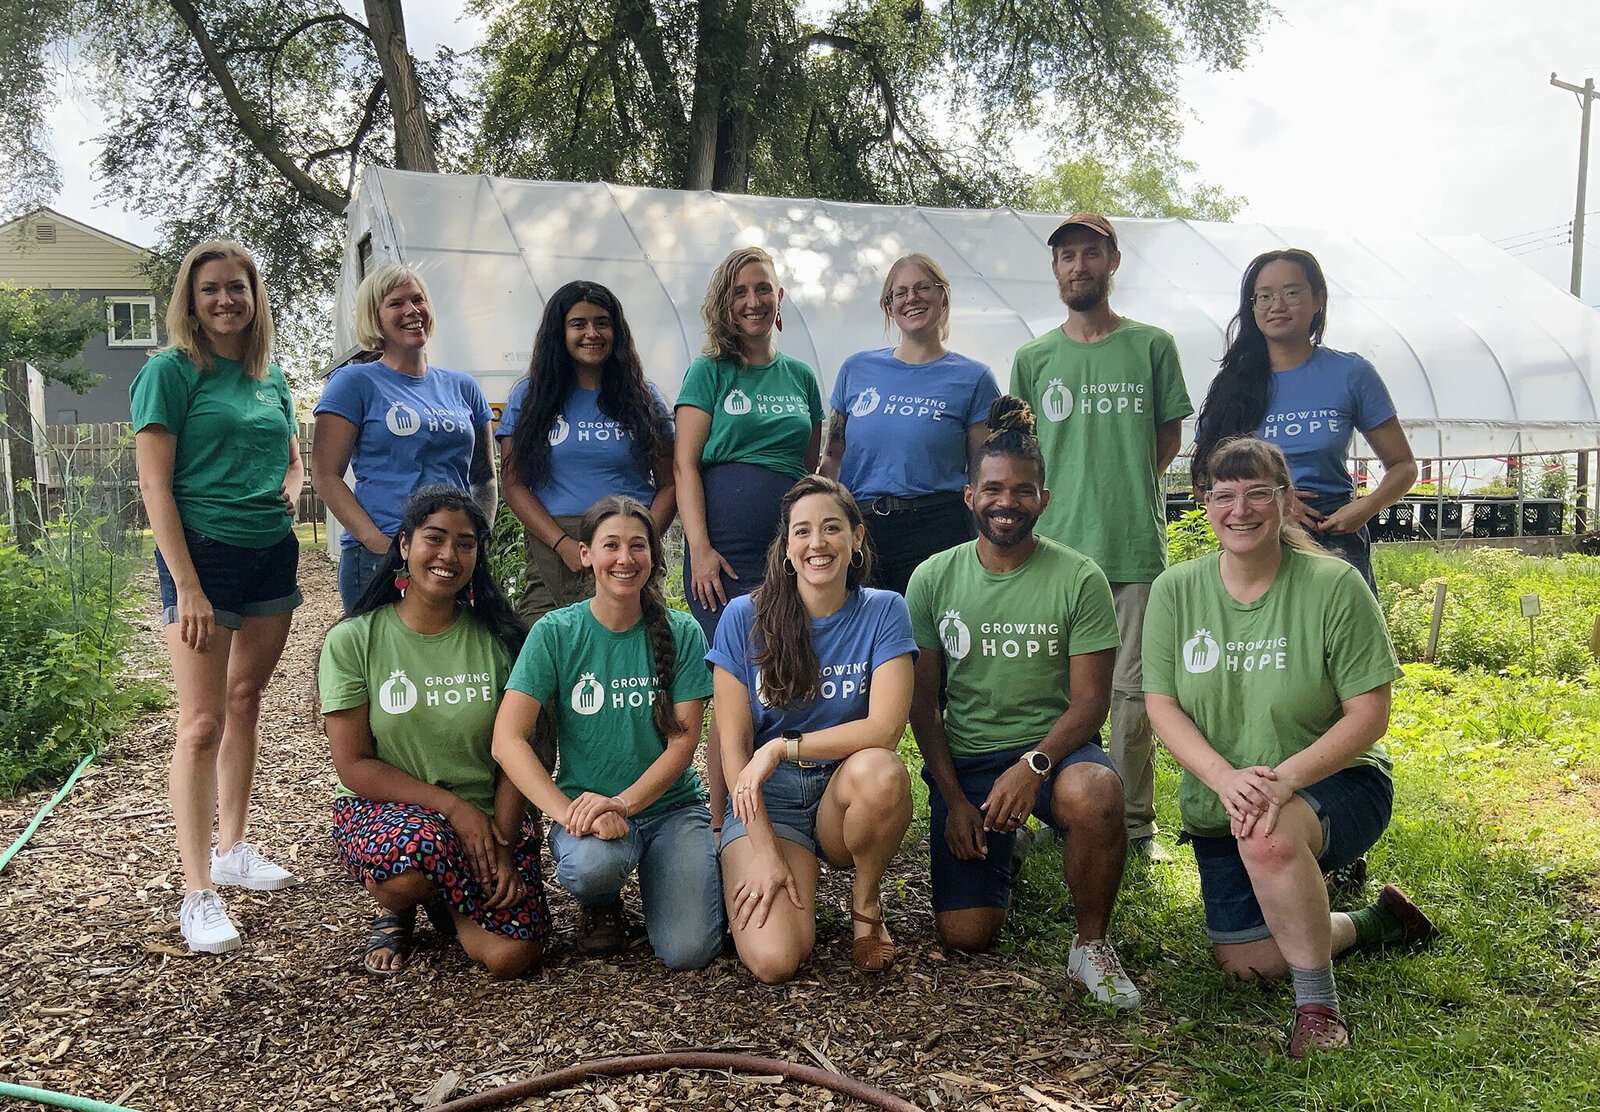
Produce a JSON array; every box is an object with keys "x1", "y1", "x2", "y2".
[{"x1": 710, "y1": 476, "x2": 918, "y2": 982}]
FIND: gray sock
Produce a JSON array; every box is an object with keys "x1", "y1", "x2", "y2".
[{"x1": 1289, "y1": 963, "x2": 1341, "y2": 1011}]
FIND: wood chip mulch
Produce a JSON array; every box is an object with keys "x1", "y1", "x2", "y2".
[{"x1": 0, "y1": 550, "x2": 1190, "y2": 1110}]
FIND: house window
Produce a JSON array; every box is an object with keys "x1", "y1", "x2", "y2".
[{"x1": 107, "y1": 297, "x2": 158, "y2": 347}]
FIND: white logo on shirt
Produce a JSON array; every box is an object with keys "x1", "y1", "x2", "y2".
[
  {"x1": 570, "y1": 672, "x2": 605, "y2": 715},
  {"x1": 1042, "y1": 378, "x2": 1072, "y2": 423},
  {"x1": 939, "y1": 610, "x2": 971, "y2": 660},
  {"x1": 850, "y1": 387, "x2": 881, "y2": 418},
  {"x1": 1183, "y1": 628, "x2": 1220, "y2": 674},
  {"x1": 548, "y1": 414, "x2": 570, "y2": 446},
  {"x1": 724, "y1": 389, "x2": 752, "y2": 416},
  {"x1": 255, "y1": 389, "x2": 271, "y2": 404},
  {"x1": 385, "y1": 401, "x2": 422, "y2": 437},
  {"x1": 379, "y1": 669, "x2": 418, "y2": 714}
]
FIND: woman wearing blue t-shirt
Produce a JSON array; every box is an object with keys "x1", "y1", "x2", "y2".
[
  {"x1": 711, "y1": 476, "x2": 916, "y2": 983},
  {"x1": 492, "y1": 495, "x2": 722, "y2": 970},
  {"x1": 1192, "y1": 249, "x2": 1417, "y2": 592},
  {"x1": 314, "y1": 264, "x2": 497, "y2": 609},
  {"x1": 500, "y1": 281, "x2": 675, "y2": 623},
  {"x1": 821, "y1": 253, "x2": 999, "y2": 595}
]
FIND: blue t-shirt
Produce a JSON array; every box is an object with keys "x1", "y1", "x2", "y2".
[
  {"x1": 315, "y1": 360, "x2": 491, "y2": 546},
  {"x1": 1255, "y1": 347, "x2": 1397, "y2": 498},
  {"x1": 705, "y1": 588, "x2": 918, "y2": 757},
  {"x1": 496, "y1": 379, "x2": 672, "y2": 515},
  {"x1": 828, "y1": 348, "x2": 1000, "y2": 500}
]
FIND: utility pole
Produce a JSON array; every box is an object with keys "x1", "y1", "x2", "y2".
[{"x1": 1552, "y1": 73, "x2": 1598, "y2": 533}]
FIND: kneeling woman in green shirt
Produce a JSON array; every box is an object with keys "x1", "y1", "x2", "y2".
[
  {"x1": 493, "y1": 495, "x2": 722, "y2": 969},
  {"x1": 1144, "y1": 438, "x2": 1435, "y2": 1060},
  {"x1": 320, "y1": 486, "x2": 549, "y2": 978}
]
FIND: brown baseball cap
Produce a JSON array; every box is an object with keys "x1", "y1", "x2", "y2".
[{"x1": 1046, "y1": 212, "x2": 1118, "y2": 251}]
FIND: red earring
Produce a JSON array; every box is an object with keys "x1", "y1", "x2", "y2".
[
  {"x1": 466, "y1": 586, "x2": 476, "y2": 606},
  {"x1": 394, "y1": 566, "x2": 410, "y2": 596},
  {"x1": 776, "y1": 306, "x2": 784, "y2": 333}
]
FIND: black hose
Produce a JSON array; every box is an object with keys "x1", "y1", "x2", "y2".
[{"x1": 430, "y1": 1051, "x2": 924, "y2": 1111}]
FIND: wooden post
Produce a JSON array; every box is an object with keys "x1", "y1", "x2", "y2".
[
  {"x1": 1, "y1": 360, "x2": 41, "y2": 548},
  {"x1": 1425, "y1": 582, "x2": 1447, "y2": 663},
  {"x1": 1579, "y1": 449, "x2": 1591, "y2": 534}
]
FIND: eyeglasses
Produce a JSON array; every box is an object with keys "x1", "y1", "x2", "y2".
[
  {"x1": 1205, "y1": 485, "x2": 1284, "y2": 509},
  {"x1": 888, "y1": 282, "x2": 940, "y2": 304},
  {"x1": 1251, "y1": 287, "x2": 1307, "y2": 308}
]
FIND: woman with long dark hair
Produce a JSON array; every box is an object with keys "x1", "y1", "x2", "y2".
[
  {"x1": 711, "y1": 476, "x2": 916, "y2": 983},
  {"x1": 492, "y1": 496, "x2": 722, "y2": 969},
  {"x1": 320, "y1": 486, "x2": 548, "y2": 978},
  {"x1": 820, "y1": 253, "x2": 999, "y2": 595},
  {"x1": 1191, "y1": 249, "x2": 1417, "y2": 591},
  {"x1": 132, "y1": 239, "x2": 304, "y2": 955},
  {"x1": 1145, "y1": 438, "x2": 1434, "y2": 1058},
  {"x1": 501, "y1": 281, "x2": 675, "y2": 623}
]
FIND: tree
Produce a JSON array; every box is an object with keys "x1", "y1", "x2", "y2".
[
  {"x1": 0, "y1": 282, "x2": 105, "y2": 392},
  {"x1": 1027, "y1": 149, "x2": 1245, "y2": 222},
  {"x1": 0, "y1": 0, "x2": 72, "y2": 216}
]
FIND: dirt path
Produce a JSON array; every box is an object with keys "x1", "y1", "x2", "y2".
[{"x1": 0, "y1": 551, "x2": 1184, "y2": 1110}]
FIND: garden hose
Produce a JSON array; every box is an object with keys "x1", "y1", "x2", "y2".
[
  {"x1": 0, "y1": 752, "x2": 97, "y2": 876},
  {"x1": 431, "y1": 1051, "x2": 924, "y2": 1111},
  {"x1": 0, "y1": 1081, "x2": 138, "y2": 1112}
]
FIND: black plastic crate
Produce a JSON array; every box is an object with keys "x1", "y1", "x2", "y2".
[
  {"x1": 1468, "y1": 499, "x2": 1518, "y2": 538},
  {"x1": 1415, "y1": 499, "x2": 1463, "y2": 539},
  {"x1": 1522, "y1": 499, "x2": 1565, "y2": 536},
  {"x1": 1165, "y1": 493, "x2": 1199, "y2": 522}
]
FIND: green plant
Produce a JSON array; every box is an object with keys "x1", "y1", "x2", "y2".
[
  {"x1": 1166, "y1": 507, "x2": 1217, "y2": 565},
  {"x1": 488, "y1": 501, "x2": 528, "y2": 610}
]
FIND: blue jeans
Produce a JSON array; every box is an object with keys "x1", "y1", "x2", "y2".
[
  {"x1": 337, "y1": 545, "x2": 389, "y2": 612},
  {"x1": 547, "y1": 801, "x2": 724, "y2": 970}
]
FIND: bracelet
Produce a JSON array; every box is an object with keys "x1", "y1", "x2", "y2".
[{"x1": 553, "y1": 534, "x2": 570, "y2": 551}]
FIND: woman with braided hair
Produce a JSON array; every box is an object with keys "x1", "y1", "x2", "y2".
[{"x1": 492, "y1": 496, "x2": 723, "y2": 969}]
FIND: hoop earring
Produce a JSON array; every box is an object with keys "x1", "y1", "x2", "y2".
[
  {"x1": 850, "y1": 548, "x2": 864, "y2": 569},
  {"x1": 782, "y1": 557, "x2": 797, "y2": 576},
  {"x1": 394, "y1": 565, "x2": 410, "y2": 597}
]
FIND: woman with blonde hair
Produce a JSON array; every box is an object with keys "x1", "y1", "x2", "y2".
[
  {"x1": 821, "y1": 252, "x2": 999, "y2": 595},
  {"x1": 314, "y1": 263, "x2": 496, "y2": 609},
  {"x1": 675, "y1": 246, "x2": 824, "y2": 825},
  {"x1": 131, "y1": 240, "x2": 304, "y2": 954}
]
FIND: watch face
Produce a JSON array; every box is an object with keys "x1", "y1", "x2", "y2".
[{"x1": 1028, "y1": 753, "x2": 1050, "y2": 774}]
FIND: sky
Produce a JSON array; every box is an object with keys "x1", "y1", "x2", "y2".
[{"x1": 39, "y1": 0, "x2": 1600, "y2": 307}]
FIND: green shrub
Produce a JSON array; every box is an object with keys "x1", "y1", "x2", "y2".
[{"x1": 1166, "y1": 507, "x2": 1217, "y2": 564}]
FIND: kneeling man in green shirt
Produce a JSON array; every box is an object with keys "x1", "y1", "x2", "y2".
[{"x1": 906, "y1": 396, "x2": 1140, "y2": 1009}]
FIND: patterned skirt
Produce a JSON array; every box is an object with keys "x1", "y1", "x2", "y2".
[{"x1": 332, "y1": 797, "x2": 551, "y2": 941}]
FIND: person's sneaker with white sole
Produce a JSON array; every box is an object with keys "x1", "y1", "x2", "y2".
[
  {"x1": 211, "y1": 841, "x2": 300, "y2": 891},
  {"x1": 1068, "y1": 935, "x2": 1141, "y2": 1009},
  {"x1": 179, "y1": 888, "x2": 242, "y2": 954}
]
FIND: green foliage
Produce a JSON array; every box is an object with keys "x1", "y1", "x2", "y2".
[
  {"x1": 1166, "y1": 507, "x2": 1218, "y2": 564},
  {"x1": 0, "y1": 504, "x2": 138, "y2": 795},
  {"x1": 1027, "y1": 149, "x2": 1244, "y2": 221},
  {"x1": 488, "y1": 501, "x2": 529, "y2": 611},
  {"x1": 0, "y1": 0, "x2": 69, "y2": 215},
  {"x1": 0, "y1": 281, "x2": 105, "y2": 390},
  {"x1": 1378, "y1": 547, "x2": 1600, "y2": 677}
]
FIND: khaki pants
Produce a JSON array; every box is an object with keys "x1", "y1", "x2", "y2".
[{"x1": 1109, "y1": 581, "x2": 1156, "y2": 839}]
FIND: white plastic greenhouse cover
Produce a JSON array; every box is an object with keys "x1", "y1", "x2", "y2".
[{"x1": 335, "y1": 165, "x2": 1600, "y2": 459}]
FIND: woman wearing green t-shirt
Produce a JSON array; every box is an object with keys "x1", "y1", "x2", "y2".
[
  {"x1": 674, "y1": 246, "x2": 824, "y2": 829},
  {"x1": 492, "y1": 495, "x2": 722, "y2": 970},
  {"x1": 321, "y1": 487, "x2": 548, "y2": 978},
  {"x1": 131, "y1": 240, "x2": 304, "y2": 956},
  {"x1": 1144, "y1": 438, "x2": 1435, "y2": 1059}
]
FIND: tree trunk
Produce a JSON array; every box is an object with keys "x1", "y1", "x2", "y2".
[
  {"x1": 363, "y1": 0, "x2": 438, "y2": 173},
  {"x1": 2, "y1": 361, "x2": 41, "y2": 548},
  {"x1": 684, "y1": 0, "x2": 728, "y2": 189}
]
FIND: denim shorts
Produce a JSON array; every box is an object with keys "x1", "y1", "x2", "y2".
[
  {"x1": 720, "y1": 759, "x2": 841, "y2": 856},
  {"x1": 1189, "y1": 763, "x2": 1393, "y2": 944},
  {"x1": 156, "y1": 526, "x2": 302, "y2": 630},
  {"x1": 925, "y1": 740, "x2": 1118, "y2": 913}
]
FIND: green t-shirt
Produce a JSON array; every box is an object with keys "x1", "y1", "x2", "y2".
[
  {"x1": 675, "y1": 353, "x2": 823, "y2": 479},
  {"x1": 1009, "y1": 320, "x2": 1192, "y2": 583},
  {"x1": 319, "y1": 607, "x2": 513, "y2": 816},
  {"x1": 906, "y1": 537, "x2": 1120, "y2": 757},
  {"x1": 505, "y1": 601, "x2": 713, "y2": 818},
  {"x1": 1142, "y1": 548, "x2": 1402, "y2": 837},
  {"x1": 129, "y1": 348, "x2": 296, "y2": 547}
]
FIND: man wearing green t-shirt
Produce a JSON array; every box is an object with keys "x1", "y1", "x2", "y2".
[
  {"x1": 1009, "y1": 213, "x2": 1194, "y2": 857},
  {"x1": 906, "y1": 400, "x2": 1139, "y2": 1008}
]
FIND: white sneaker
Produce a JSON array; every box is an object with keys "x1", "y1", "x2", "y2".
[
  {"x1": 179, "y1": 889, "x2": 242, "y2": 954},
  {"x1": 1068, "y1": 935, "x2": 1141, "y2": 1009},
  {"x1": 211, "y1": 842, "x2": 300, "y2": 891}
]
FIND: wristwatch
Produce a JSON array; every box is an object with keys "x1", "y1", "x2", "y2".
[
  {"x1": 1022, "y1": 750, "x2": 1052, "y2": 778},
  {"x1": 783, "y1": 730, "x2": 803, "y2": 761}
]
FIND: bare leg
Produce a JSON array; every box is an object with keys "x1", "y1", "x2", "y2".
[
  {"x1": 1051, "y1": 762, "x2": 1127, "y2": 941},
  {"x1": 934, "y1": 906, "x2": 1008, "y2": 953},
  {"x1": 816, "y1": 748, "x2": 911, "y2": 954},
  {"x1": 215, "y1": 612, "x2": 293, "y2": 852},
  {"x1": 165, "y1": 625, "x2": 235, "y2": 892},
  {"x1": 1237, "y1": 796, "x2": 1331, "y2": 970},
  {"x1": 721, "y1": 836, "x2": 820, "y2": 984},
  {"x1": 705, "y1": 715, "x2": 726, "y2": 831},
  {"x1": 452, "y1": 911, "x2": 543, "y2": 980}
]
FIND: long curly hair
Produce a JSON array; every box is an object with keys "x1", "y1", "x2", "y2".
[
  {"x1": 508, "y1": 281, "x2": 667, "y2": 492},
  {"x1": 1191, "y1": 248, "x2": 1329, "y2": 488},
  {"x1": 700, "y1": 246, "x2": 779, "y2": 363},
  {"x1": 751, "y1": 476, "x2": 872, "y2": 708},
  {"x1": 345, "y1": 485, "x2": 528, "y2": 656},
  {"x1": 577, "y1": 495, "x2": 687, "y2": 741}
]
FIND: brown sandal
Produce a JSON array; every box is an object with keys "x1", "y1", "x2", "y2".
[{"x1": 850, "y1": 908, "x2": 895, "y2": 973}]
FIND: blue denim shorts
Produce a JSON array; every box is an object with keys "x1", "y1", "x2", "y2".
[
  {"x1": 156, "y1": 526, "x2": 302, "y2": 630},
  {"x1": 1189, "y1": 763, "x2": 1393, "y2": 944},
  {"x1": 720, "y1": 759, "x2": 841, "y2": 856},
  {"x1": 925, "y1": 740, "x2": 1118, "y2": 913}
]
